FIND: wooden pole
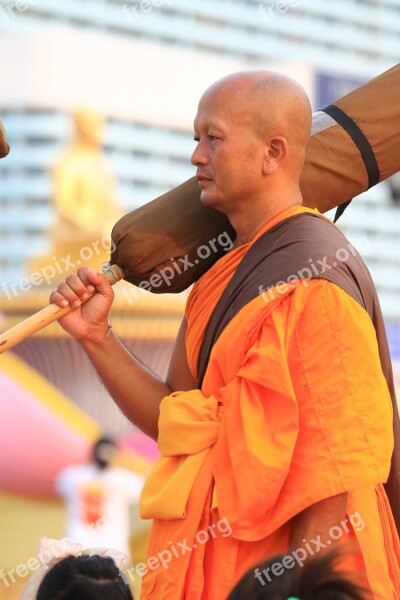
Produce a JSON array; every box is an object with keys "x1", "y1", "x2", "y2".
[{"x1": 0, "y1": 264, "x2": 124, "y2": 355}]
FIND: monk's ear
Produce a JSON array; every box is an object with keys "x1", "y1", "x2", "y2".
[{"x1": 262, "y1": 136, "x2": 287, "y2": 175}]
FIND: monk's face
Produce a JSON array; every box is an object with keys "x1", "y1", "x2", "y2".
[{"x1": 191, "y1": 84, "x2": 266, "y2": 212}]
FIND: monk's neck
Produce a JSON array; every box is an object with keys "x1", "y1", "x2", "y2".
[{"x1": 228, "y1": 191, "x2": 303, "y2": 246}]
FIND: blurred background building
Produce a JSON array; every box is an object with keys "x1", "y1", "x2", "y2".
[{"x1": 0, "y1": 2, "x2": 399, "y2": 594}]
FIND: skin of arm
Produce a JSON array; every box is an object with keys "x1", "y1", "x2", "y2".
[
  {"x1": 289, "y1": 492, "x2": 348, "y2": 552},
  {"x1": 50, "y1": 267, "x2": 196, "y2": 441}
]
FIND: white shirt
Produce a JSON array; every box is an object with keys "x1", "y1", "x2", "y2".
[{"x1": 55, "y1": 464, "x2": 144, "y2": 556}]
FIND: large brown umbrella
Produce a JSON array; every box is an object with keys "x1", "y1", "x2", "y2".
[{"x1": 1, "y1": 63, "x2": 399, "y2": 351}]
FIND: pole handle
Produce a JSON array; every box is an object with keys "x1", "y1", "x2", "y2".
[{"x1": 0, "y1": 263, "x2": 124, "y2": 355}]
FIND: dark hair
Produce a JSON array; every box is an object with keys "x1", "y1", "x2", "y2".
[
  {"x1": 227, "y1": 548, "x2": 371, "y2": 600},
  {"x1": 92, "y1": 436, "x2": 116, "y2": 470},
  {"x1": 37, "y1": 555, "x2": 133, "y2": 600}
]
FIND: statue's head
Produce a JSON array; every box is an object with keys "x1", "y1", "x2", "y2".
[
  {"x1": 73, "y1": 108, "x2": 105, "y2": 147},
  {"x1": 0, "y1": 119, "x2": 10, "y2": 159}
]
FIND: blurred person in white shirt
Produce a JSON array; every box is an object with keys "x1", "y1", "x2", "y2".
[{"x1": 55, "y1": 437, "x2": 143, "y2": 557}]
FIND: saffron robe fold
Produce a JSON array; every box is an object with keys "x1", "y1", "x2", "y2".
[{"x1": 140, "y1": 206, "x2": 400, "y2": 599}]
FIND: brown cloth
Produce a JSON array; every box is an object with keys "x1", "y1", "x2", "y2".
[{"x1": 110, "y1": 64, "x2": 400, "y2": 293}]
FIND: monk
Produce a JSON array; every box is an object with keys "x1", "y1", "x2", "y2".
[{"x1": 50, "y1": 71, "x2": 400, "y2": 599}]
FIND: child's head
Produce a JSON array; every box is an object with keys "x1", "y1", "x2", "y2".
[
  {"x1": 92, "y1": 436, "x2": 117, "y2": 470},
  {"x1": 36, "y1": 554, "x2": 133, "y2": 600},
  {"x1": 227, "y1": 548, "x2": 371, "y2": 600}
]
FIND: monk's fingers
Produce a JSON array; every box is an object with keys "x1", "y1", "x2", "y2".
[
  {"x1": 51, "y1": 274, "x2": 93, "y2": 308},
  {"x1": 79, "y1": 266, "x2": 113, "y2": 296},
  {"x1": 78, "y1": 267, "x2": 110, "y2": 292},
  {"x1": 49, "y1": 289, "x2": 73, "y2": 308},
  {"x1": 76, "y1": 266, "x2": 97, "y2": 291}
]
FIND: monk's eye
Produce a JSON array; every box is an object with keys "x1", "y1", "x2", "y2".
[{"x1": 208, "y1": 135, "x2": 219, "y2": 142}]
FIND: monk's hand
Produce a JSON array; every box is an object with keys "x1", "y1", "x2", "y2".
[{"x1": 49, "y1": 267, "x2": 114, "y2": 343}]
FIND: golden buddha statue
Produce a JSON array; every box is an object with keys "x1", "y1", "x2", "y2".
[{"x1": 29, "y1": 108, "x2": 122, "y2": 280}]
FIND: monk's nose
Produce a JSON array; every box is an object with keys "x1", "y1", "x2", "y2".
[{"x1": 191, "y1": 143, "x2": 208, "y2": 167}]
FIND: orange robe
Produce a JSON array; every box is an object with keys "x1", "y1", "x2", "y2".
[{"x1": 140, "y1": 206, "x2": 400, "y2": 599}]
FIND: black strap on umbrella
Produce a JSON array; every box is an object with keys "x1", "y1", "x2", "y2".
[{"x1": 322, "y1": 104, "x2": 380, "y2": 223}]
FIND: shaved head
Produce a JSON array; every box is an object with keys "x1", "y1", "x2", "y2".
[{"x1": 199, "y1": 70, "x2": 312, "y2": 169}]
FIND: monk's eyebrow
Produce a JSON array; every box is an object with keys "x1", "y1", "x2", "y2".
[
  {"x1": 193, "y1": 119, "x2": 226, "y2": 134},
  {"x1": 208, "y1": 121, "x2": 225, "y2": 133}
]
